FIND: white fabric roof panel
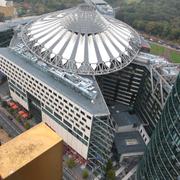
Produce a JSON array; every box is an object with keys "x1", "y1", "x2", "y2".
[{"x1": 21, "y1": 4, "x2": 141, "y2": 75}]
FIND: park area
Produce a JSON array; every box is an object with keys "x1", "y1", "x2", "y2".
[{"x1": 150, "y1": 43, "x2": 180, "y2": 63}]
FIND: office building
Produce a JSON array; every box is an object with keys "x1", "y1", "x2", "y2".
[
  {"x1": 0, "y1": 2, "x2": 179, "y2": 176},
  {"x1": 136, "y1": 73, "x2": 180, "y2": 180}
]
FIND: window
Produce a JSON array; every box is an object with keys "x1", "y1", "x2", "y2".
[
  {"x1": 84, "y1": 135, "x2": 89, "y2": 141},
  {"x1": 63, "y1": 99, "x2": 67, "y2": 103},
  {"x1": 82, "y1": 117, "x2": 86, "y2": 122},
  {"x1": 73, "y1": 127, "x2": 83, "y2": 137},
  {"x1": 80, "y1": 111, "x2": 85, "y2": 115},
  {"x1": 80, "y1": 121, "x2": 84, "y2": 126},
  {"x1": 45, "y1": 106, "x2": 53, "y2": 113},
  {"x1": 63, "y1": 109, "x2": 67, "y2": 114},
  {"x1": 65, "y1": 105, "x2": 69, "y2": 110},
  {"x1": 64, "y1": 119, "x2": 72, "y2": 128},
  {"x1": 76, "y1": 123, "x2": 80, "y2": 127},
  {"x1": 81, "y1": 127, "x2": 85, "y2": 132},
  {"x1": 58, "y1": 95, "x2": 62, "y2": 100},
  {"x1": 75, "y1": 107, "x2": 79, "y2": 111},
  {"x1": 54, "y1": 112, "x2": 62, "y2": 121}
]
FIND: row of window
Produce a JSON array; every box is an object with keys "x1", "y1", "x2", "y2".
[
  {"x1": 0, "y1": 57, "x2": 92, "y2": 143},
  {"x1": 42, "y1": 108, "x2": 88, "y2": 146}
]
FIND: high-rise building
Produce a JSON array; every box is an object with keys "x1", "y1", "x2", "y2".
[
  {"x1": 136, "y1": 73, "x2": 180, "y2": 180},
  {"x1": 0, "y1": 123, "x2": 63, "y2": 180}
]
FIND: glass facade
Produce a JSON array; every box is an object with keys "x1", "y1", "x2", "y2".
[{"x1": 137, "y1": 73, "x2": 180, "y2": 180}]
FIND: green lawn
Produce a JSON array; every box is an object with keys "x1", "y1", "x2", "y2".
[
  {"x1": 126, "y1": 0, "x2": 141, "y2": 4},
  {"x1": 150, "y1": 43, "x2": 180, "y2": 63}
]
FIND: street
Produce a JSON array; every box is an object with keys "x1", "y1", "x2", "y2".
[
  {"x1": 0, "y1": 108, "x2": 22, "y2": 137},
  {"x1": 63, "y1": 168, "x2": 78, "y2": 180}
]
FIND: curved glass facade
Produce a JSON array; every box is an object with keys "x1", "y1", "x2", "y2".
[{"x1": 137, "y1": 73, "x2": 180, "y2": 180}]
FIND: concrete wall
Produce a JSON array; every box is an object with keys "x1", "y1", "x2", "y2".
[
  {"x1": 10, "y1": 90, "x2": 29, "y2": 110},
  {"x1": 42, "y1": 111, "x2": 89, "y2": 159}
]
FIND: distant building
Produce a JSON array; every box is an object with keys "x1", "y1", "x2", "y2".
[
  {"x1": 0, "y1": 0, "x2": 7, "y2": 7},
  {"x1": 0, "y1": 0, "x2": 13, "y2": 7},
  {"x1": 0, "y1": 123, "x2": 63, "y2": 180},
  {"x1": 90, "y1": 0, "x2": 115, "y2": 17},
  {"x1": 0, "y1": 0, "x2": 16, "y2": 18}
]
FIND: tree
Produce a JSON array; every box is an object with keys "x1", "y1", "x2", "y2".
[
  {"x1": 82, "y1": 169, "x2": 89, "y2": 179},
  {"x1": 16, "y1": 116, "x2": 20, "y2": 122},
  {"x1": 105, "y1": 160, "x2": 113, "y2": 172},
  {"x1": 106, "y1": 169, "x2": 115, "y2": 180},
  {"x1": 66, "y1": 158, "x2": 76, "y2": 169},
  {"x1": 105, "y1": 160, "x2": 115, "y2": 180}
]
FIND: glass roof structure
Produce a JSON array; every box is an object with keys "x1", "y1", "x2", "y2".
[{"x1": 20, "y1": 4, "x2": 141, "y2": 75}]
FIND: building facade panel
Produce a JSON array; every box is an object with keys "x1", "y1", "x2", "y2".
[{"x1": 136, "y1": 73, "x2": 180, "y2": 180}]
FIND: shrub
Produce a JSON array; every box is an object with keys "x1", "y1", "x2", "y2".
[
  {"x1": 66, "y1": 158, "x2": 76, "y2": 169},
  {"x1": 16, "y1": 116, "x2": 20, "y2": 122},
  {"x1": 24, "y1": 122, "x2": 31, "y2": 130},
  {"x1": 106, "y1": 169, "x2": 115, "y2": 180},
  {"x1": 82, "y1": 169, "x2": 89, "y2": 179}
]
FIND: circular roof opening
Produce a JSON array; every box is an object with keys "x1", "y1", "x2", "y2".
[
  {"x1": 20, "y1": 4, "x2": 141, "y2": 75},
  {"x1": 61, "y1": 4, "x2": 109, "y2": 34}
]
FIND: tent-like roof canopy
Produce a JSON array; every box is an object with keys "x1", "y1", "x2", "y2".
[{"x1": 20, "y1": 4, "x2": 141, "y2": 75}]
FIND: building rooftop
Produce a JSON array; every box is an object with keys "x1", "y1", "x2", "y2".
[
  {"x1": 0, "y1": 123, "x2": 62, "y2": 179},
  {"x1": 0, "y1": 48, "x2": 110, "y2": 116},
  {"x1": 114, "y1": 131, "x2": 146, "y2": 155},
  {"x1": 109, "y1": 102, "x2": 141, "y2": 127},
  {"x1": 19, "y1": 4, "x2": 141, "y2": 75}
]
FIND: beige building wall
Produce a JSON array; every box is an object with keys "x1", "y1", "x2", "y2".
[
  {"x1": 0, "y1": 123, "x2": 63, "y2": 180},
  {"x1": 5, "y1": 142, "x2": 62, "y2": 180}
]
